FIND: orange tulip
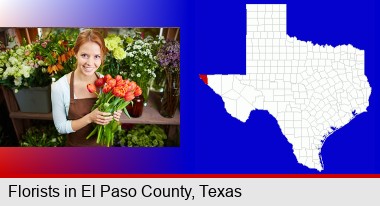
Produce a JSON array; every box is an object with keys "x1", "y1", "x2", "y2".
[
  {"x1": 116, "y1": 79, "x2": 126, "y2": 87},
  {"x1": 112, "y1": 86, "x2": 127, "y2": 98},
  {"x1": 104, "y1": 74, "x2": 112, "y2": 82},
  {"x1": 128, "y1": 81, "x2": 137, "y2": 92},
  {"x1": 102, "y1": 85, "x2": 113, "y2": 93},
  {"x1": 106, "y1": 79, "x2": 117, "y2": 88},
  {"x1": 87, "y1": 84, "x2": 96, "y2": 93},
  {"x1": 134, "y1": 86, "x2": 142, "y2": 96},
  {"x1": 115, "y1": 75, "x2": 123, "y2": 82},
  {"x1": 124, "y1": 92, "x2": 135, "y2": 101}
]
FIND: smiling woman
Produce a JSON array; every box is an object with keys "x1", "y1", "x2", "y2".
[{"x1": 51, "y1": 29, "x2": 122, "y2": 147}]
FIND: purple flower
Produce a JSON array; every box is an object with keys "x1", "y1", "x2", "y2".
[{"x1": 157, "y1": 40, "x2": 180, "y2": 71}]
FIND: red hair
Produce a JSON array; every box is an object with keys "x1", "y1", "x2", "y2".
[{"x1": 73, "y1": 29, "x2": 108, "y2": 64}]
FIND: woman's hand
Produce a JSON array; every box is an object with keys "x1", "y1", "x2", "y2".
[
  {"x1": 113, "y1": 110, "x2": 122, "y2": 122},
  {"x1": 87, "y1": 108, "x2": 113, "y2": 125}
]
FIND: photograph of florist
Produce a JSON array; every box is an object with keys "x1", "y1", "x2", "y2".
[{"x1": 0, "y1": 27, "x2": 180, "y2": 147}]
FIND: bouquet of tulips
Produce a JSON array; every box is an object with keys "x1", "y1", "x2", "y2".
[{"x1": 86, "y1": 74, "x2": 142, "y2": 146}]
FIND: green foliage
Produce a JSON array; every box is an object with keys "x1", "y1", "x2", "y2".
[
  {"x1": 116, "y1": 125, "x2": 167, "y2": 147},
  {"x1": 20, "y1": 123, "x2": 65, "y2": 147}
]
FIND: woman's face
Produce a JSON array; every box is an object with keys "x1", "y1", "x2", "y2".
[{"x1": 75, "y1": 41, "x2": 102, "y2": 76}]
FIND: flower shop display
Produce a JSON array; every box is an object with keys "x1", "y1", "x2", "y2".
[
  {"x1": 0, "y1": 29, "x2": 78, "y2": 92},
  {"x1": 0, "y1": 43, "x2": 53, "y2": 112},
  {"x1": 20, "y1": 123, "x2": 65, "y2": 147},
  {"x1": 117, "y1": 124, "x2": 167, "y2": 147},
  {"x1": 0, "y1": 29, "x2": 78, "y2": 113},
  {"x1": 102, "y1": 30, "x2": 165, "y2": 105},
  {"x1": 156, "y1": 40, "x2": 180, "y2": 118},
  {"x1": 86, "y1": 74, "x2": 142, "y2": 147}
]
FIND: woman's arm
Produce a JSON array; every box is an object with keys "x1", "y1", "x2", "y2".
[{"x1": 51, "y1": 80, "x2": 74, "y2": 134}]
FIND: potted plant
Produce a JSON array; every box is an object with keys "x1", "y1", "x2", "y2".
[
  {"x1": 20, "y1": 123, "x2": 65, "y2": 147},
  {"x1": 115, "y1": 124, "x2": 167, "y2": 147}
]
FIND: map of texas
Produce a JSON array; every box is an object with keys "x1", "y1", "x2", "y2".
[{"x1": 200, "y1": 4, "x2": 371, "y2": 171}]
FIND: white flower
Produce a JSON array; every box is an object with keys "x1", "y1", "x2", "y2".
[
  {"x1": 14, "y1": 76, "x2": 22, "y2": 86},
  {"x1": 16, "y1": 48, "x2": 24, "y2": 56},
  {"x1": 3, "y1": 66, "x2": 16, "y2": 78},
  {"x1": 20, "y1": 64, "x2": 32, "y2": 78},
  {"x1": 8, "y1": 56, "x2": 18, "y2": 65},
  {"x1": 136, "y1": 73, "x2": 141, "y2": 78}
]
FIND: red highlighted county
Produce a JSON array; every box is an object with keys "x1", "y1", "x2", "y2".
[
  {"x1": 199, "y1": 4, "x2": 371, "y2": 171},
  {"x1": 199, "y1": 74, "x2": 208, "y2": 85}
]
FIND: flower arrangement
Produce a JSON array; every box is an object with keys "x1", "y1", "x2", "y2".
[
  {"x1": 102, "y1": 30, "x2": 164, "y2": 102},
  {"x1": 0, "y1": 29, "x2": 79, "y2": 92},
  {"x1": 32, "y1": 29, "x2": 79, "y2": 80},
  {"x1": 122, "y1": 31, "x2": 162, "y2": 101},
  {"x1": 156, "y1": 40, "x2": 180, "y2": 117},
  {"x1": 0, "y1": 44, "x2": 47, "y2": 92},
  {"x1": 86, "y1": 74, "x2": 142, "y2": 147}
]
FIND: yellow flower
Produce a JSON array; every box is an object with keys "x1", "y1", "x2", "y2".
[
  {"x1": 113, "y1": 47, "x2": 127, "y2": 60},
  {"x1": 105, "y1": 35, "x2": 122, "y2": 51}
]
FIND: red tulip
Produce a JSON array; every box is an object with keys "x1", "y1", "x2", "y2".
[
  {"x1": 134, "y1": 86, "x2": 142, "y2": 96},
  {"x1": 124, "y1": 92, "x2": 135, "y2": 101},
  {"x1": 104, "y1": 74, "x2": 112, "y2": 82},
  {"x1": 116, "y1": 79, "x2": 126, "y2": 87},
  {"x1": 107, "y1": 79, "x2": 117, "y2": 88},
  {"x1": 128, "y1": 81, "x2": 137, "y2": 92},
  {"x1": 102, "y1": 85, "x2": 112, "y2": 93},
  {"x1": 95, "y1": 78, "x2": 105, "y2": 87},
  {"x1": 87, "y1": 84, "x2": 96, "y2": 93},
  {"x1": 115, "y1": 75, "x2": 123, "y2": 82}
]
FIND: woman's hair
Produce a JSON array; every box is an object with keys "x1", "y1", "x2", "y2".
[{"x1": 73, "y1": 29, "x2": 108, "y2": 64}]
